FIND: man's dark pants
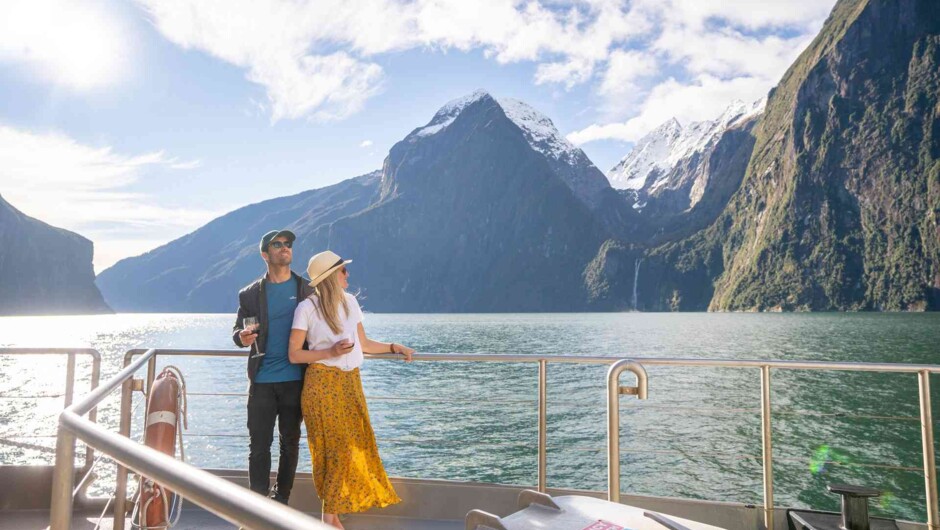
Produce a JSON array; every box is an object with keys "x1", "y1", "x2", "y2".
[{"x1": 247, "y1": 380, "x2": 303, "y2": 502}]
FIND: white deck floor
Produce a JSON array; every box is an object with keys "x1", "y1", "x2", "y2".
[{"x1": 0, "y1": 508, "x2": 464, "y2": 530}]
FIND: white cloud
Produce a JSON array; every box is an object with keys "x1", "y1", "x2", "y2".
[
  {"x1": 359, "y1": 140, "x2": 373, "y2": 148},
  {"x1": 597, "y1": 49, "x2": 658, "y2": 101},
  {"x1": 0, "y1": 0, "x2": 131, "y2": 90},
  {"x1": 535, "y1": 58, "x2": 595, "y2": 89},
  {"x1": 570, "y1": 0, "x2": 836, "y2": 144},
  {"x1": 135, "y1": 0, "x2": 836, "y2": 136},
  {"x1": 136, "y1": 0, "x2": 650, "y2": 121},
  {"x1": 653, "y1": 26, "x2": 813, "y2": 81},
  {"x1": 658, "y1": 0, "x2": 833, "y2": 31},
  {"x1": 569, "y1": 75, "x2": 771, "y2": 144},
  {"x1": 0, "y1": 126, "x2": 220, "y2": 271}
]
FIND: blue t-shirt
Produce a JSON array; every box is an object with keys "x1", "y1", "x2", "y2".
[{"x1": 254, "y1": 279, "x2": 304, "y2": 383}]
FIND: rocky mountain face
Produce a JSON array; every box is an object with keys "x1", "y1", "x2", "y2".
[
  {"x1": 608, "y1": 99, "x2": 765, "y2": 215},
  {"x1": 0, "y1": 194, "x2": 111, "y2": 315},
  {"x1": 97, "y1": 92, "x2": 609, "y2": 312},
  {"x1": 707, "y1": 0, "x2": 940, "y2": 311},
  {"x1": 591, "y1": 0, "x2": 940, "y2": 311},
  {"x1": 596, "y1": 99, "x2": 764, "y2": 257}
]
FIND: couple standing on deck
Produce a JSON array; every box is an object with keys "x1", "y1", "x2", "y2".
[{"x1": 232, "y1": 229, "x2": 415, "y2": 529}]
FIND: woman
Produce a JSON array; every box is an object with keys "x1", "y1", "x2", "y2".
[{"x1": 288, "y1": 250, "x2": 415, "y2": 529}]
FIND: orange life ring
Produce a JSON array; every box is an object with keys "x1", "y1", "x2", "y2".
[{"x1": 139, "y1": 369, "x2": 181, "y2": 528}]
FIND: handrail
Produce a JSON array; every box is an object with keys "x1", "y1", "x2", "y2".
[
  {"x1": 121, "y1": 348, "x2": 940, "y2": 372},
  {"x1": 114, "y1": 349, "x2": 940, "y2": 530},
  {"x1": 606, "y1": 359, "x2": 940, "y2": 530},
  {"x1": 0, "y1": 348, "x2": 101, "y2": 472},
  {"x1": 50, "y1": 348, "x2": 332, "y2": 530},
  {"x1": 607, "y1": 360, "x2": 648, "y2": 505}
]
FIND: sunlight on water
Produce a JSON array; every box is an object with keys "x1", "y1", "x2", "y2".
[{"x1": 1, "y1": 312, "x2": 938, "y2": 522}]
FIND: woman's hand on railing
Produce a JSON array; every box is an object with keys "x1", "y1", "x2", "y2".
[{"x1": 391, "y1": 343, "x2": 415, "y2": 362}]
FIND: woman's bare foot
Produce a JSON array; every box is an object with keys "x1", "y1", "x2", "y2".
[{"x1": 323, "y1": 513, "x2": 345, "y2": 529}]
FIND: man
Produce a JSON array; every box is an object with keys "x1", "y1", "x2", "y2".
[{"x1": 232, "y1": 229, "x2": 314, "y2": 504}]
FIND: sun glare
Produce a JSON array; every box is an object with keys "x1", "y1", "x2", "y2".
[{"x1": 0, "y1": 0, "x2": 129, "y2": 90}]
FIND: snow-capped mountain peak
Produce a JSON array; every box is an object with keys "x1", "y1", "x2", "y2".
[
  {"x1": 496, "y1": 97, "x2": 609, "y2": 207},
  {"x1": 607, "y1": 118, "x2": 683, "y2": 190},
  {"x1": 414, "y1": 89, "x2": 493, "y2": 137},
  {"x1": 497, "y1": 97, "x2": 581, "y2": 162},
  {"x1": 410, "y1": 90, "x2": 609, "y2": 208},
  {"x1": 607, "y1": 98, "x2": 766, "y2": 193},
  {"x1": 414, "y1": 91, "x2": 582, "y2": 164}
]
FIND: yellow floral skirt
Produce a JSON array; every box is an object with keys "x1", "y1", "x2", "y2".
[{"x1": 301, "y1": 363, "x2": 401, "y2": 514}]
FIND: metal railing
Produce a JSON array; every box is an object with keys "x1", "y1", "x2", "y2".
[
  {"x1": 47, "y1": 348, "x2": 940, "y2": 530},
  {"x1": 50, "y1": 348, "x2": 332, "y2": 530},
  {"x1": 0, "y1": 348, "x2": 100, "y2": 471},
  {"x1": 606, "y1": 357, "x2": 940, "y2": 530},
  {"x1": 110, "y1": 347, "x2": 658, "y2": 513}
]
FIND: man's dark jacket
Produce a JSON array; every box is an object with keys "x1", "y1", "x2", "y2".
[{"x1": 232, "y1": 271, "x2": 316, "y2": 383}]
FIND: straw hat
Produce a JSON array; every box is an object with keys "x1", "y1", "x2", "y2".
[{"x1": 306, "y1": 250, "x2": 352, "y2": 287}]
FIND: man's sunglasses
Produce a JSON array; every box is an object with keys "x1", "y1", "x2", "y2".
[{"x1": 268, "y1": 241, "x2": 293, "y2": 250}]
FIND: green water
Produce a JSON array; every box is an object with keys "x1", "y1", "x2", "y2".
[{"x1": 1, "y1": 312, "x2": 938, "y2": 521}]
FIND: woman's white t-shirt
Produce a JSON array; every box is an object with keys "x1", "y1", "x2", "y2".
[{"x1": 292, "y1": 292, "x2": 364, "y2": 371}]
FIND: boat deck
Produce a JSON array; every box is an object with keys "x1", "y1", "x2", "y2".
[
  {"x1": 0, "y1": 469, "x2": 927, "y2": 530},
  {"x1": 0, "y1": 471, "x2": 771, "y2": 530},
  {"x1": 0, "y1": 509, "x2": 463, "y2": 530}
]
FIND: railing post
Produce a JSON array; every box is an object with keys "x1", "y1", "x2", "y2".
[
  {"x1": 147, "y1": 354, "x2": 158, "y2": 393},
  {"x1": 607, "y1": 360, "x2": 648, "y2": 503},
  {"x1": 538, "y1": 359, "x2": 547, "y2": 492},
  {"x1": 113, "y1": 355, "x2": 137, "y2": 530},
  {"x1": 86, "y1": 353, "x2": 101, "y2": 470},
  {"x1": 65, "y1": 353, "x2": 76, "y2": 407},
  {"x1": 49, "y1": 426, "x2": 77, "y2": 530},
  {"x1": 761, "y1": 365, "x2": 775, "y2": 530},
  {"x1": 919, "y1": 370, "x2": 939, "y2": 530}
]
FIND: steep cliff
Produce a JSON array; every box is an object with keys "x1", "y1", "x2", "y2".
[
  {"x1": 707, "y1": 0, "x2": 940, "y2": 311},
  {"x1": 590, "y1": 0, "x2": 939, "y2": 312},
  {"x1": 0, "y1": 194, "x2": 111, "y2": 315}
]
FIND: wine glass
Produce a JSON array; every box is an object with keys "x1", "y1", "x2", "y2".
[{"x1": 243, "y1": 317, "x2": 259, "y2": 334}]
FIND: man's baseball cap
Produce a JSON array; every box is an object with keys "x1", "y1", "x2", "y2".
[{"x1": 259, "y1": 230, "x2": 296, "y2": 253}]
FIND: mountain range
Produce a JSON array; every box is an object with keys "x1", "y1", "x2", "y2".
[
  {"x1": 98, "y1": 0, "x2": 940, "y2": 313},
  {"x1": 97, "y1": 92, "x2": 617, "y2": 312},
  {"x1": 4, "y1": 0, "x2": 938, "y2": 314}
]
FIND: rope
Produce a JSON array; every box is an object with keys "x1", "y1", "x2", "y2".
[
  {"x1": 161, "y1": 365, "x2": 188, "y2": 528},
  {"x1": 162, "y1": 365, "x2": 188, "y2": 528},
  {"x1": 91, "y1": 493, "x2": 114, "y2": 530}
]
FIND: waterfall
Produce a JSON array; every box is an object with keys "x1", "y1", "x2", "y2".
[{"x1": 632, "y1": 258, "x2": 642, "y2": 311}]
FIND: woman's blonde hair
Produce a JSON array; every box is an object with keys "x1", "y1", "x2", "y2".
[{"x1": 314, "y1": 270, "x2": 349, "y2": 335}]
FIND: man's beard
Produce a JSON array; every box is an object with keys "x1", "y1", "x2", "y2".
[{"x1": 267, "y1": 253, "x2": 292, "y2": 267}]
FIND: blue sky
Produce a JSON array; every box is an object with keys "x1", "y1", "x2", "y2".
[{"x1": 0, "y1": 0, "x2": 835, "y2": 272}]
